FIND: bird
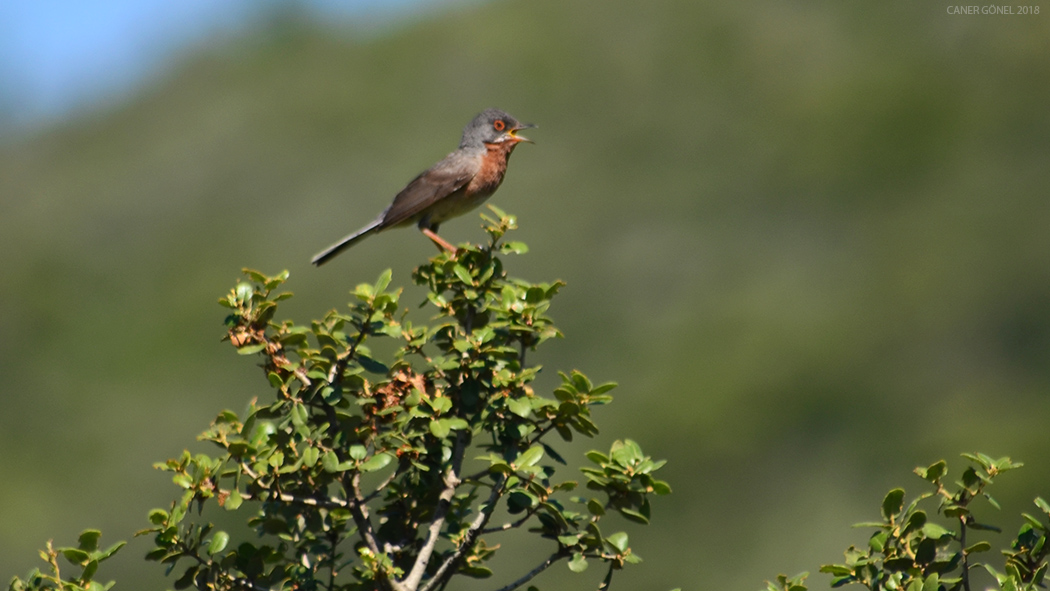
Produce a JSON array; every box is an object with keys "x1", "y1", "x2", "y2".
[{"x1": 311, "y1": 108, "x2": 535, "y2": 266}]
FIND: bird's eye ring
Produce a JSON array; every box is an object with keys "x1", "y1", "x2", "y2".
[{"x1": 493, "y1": 120, "x2": 506, "y2": 131}]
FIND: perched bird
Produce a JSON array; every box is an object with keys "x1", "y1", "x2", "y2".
[{"x1": 311, "y1": 108, "x2": 535, "y2": 266}]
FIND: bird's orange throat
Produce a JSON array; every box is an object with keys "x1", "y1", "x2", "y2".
[{"x1": 469, "y1": 141, "x2": 519, "y2": 196}]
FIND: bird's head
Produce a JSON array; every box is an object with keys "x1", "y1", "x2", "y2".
[{"x1": 460, "y1": 108, "x2": 536, "y2": 149}]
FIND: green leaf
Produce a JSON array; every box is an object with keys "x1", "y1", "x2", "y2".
[
  {"x1": 236, "y1": 343, "x2": 267, "y2": 355},
  {"x1": 77, "y1": 530, "x2": 102, "y2": 552},
  {"x1": 173, "y1": 565, "x2": 198, "y2": 590},
  {"x1": 360, "y1": 453, "x2": 394, "y2": 472},
  {"x1": 606, "y1": 532, "x2": 629, "y2": 553},
  {"x1": 568, "y1": 553, "x2": 588, "y2": 573},
  {"x1": 882, "y1": 488, "x2": 905, "y2": 520},
  {"x1": 922, "y1": 523, "x2": 954, "y2": 539},
  {"x1": 516, "y1": 446, "x2": 545, "y2": 468},
  {"x1": 207, "y1": 531, "x2": 229, "y2": 554},
  {"x1": 571, "y1": 371, "x2": 593, "y2": 393},
  {"x1": 268, "y1": 450, "x2": 285, "y2": 468},
  {"x1": 82, "y1": 560, "x2": 98, "y2": 582},
  {"x1": 558, "y1": 534, "x2": 580, "y2": 546},
  {"x1": 301, "y1": 446, "x2": 319, "y2": 467},
  {"x1": 507, "y1": 490, "x2": 537, "y2": 513},
  {"x1": 374, "y1": 269, "x2": 392, "y2": 294},
  {"x1": 610, "y1": 439, "x2": 644, "y2": 466},
  {"x1": 916, "y1": 460, "x2": 947, "y2": 483},
  {"x1": 869, "y1": 530, "x2": 888, "y2": 552},
  {"x1": 619, "y1": 508, "x2": 650, "y2": 524},
  {"x1": 460, "y1": 565, "x2": 494, "y2": 578},
  {"x1": 445, "y1": 418, "x2": 469, "y2": 431},
  {"x1": 349, "y1": 445, "x2": 368, "y2": 460},
  {"x1": 60, "y1": 548, "x2": 90, "y2": 566},
  {"x1": 358, "y1": 355, "x2": 389, "y2": 375},
  {"x1": 98, "y1": 541, "x2": 125, "y2": 562},
  {"x1": 585, "y1": 451, "x2": 609, "y2": 465},
  {"x1": 453, "y1": 264, "x2": 474, "y2": 285},
  {"x1": 429, "y1": 396, "x2": 453, "y2": 414},
  {"x1": 148, "y1": 508, "x2": 169, "y2": 525},
  {"x1": 501, "y1": 241, "x2": 529, "y2": 254},
  {"x1": 507, "y1": 397, "x2": 532, "y2": 418},
  {"x1": 542, "y1": 442, "x2": 567, "y2": 465},
  {"x1": 224, "y1": 490, "x2": 243, "y2": 511},
  {"x1": 1036, "y1": 497, "x2": 1050, "y2": 515},
  {"x1": 587, "y1": 498, "x2": 606, "y2": 516},
  {"x1": 964, "y1": 541, "x2": 991, "y2": 554},
  {"x1": 322, "y1": 451, "x2": 341, "y2": 473},
  {"x1": 430, "y1": 419, "x2": 451, "y2": 438},
  {"x1": 489, "y1": 461, "x2": 513, "y2": 474}
]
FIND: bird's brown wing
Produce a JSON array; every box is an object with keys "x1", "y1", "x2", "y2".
[{"x1": 378, "y1": 151, "x2": 479, "y2": 228}]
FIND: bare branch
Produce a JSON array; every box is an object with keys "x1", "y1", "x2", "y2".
[
  {"x1": 597, "y1": 562, "x2": 614, "y2": 591},
  {"x1": 461, "y1": 467, "x2": 495, "y2": 484},
  {"x1": 419, "y1": 474, "x2": 508, "y2": 591},
  {"x1": 234, "y1": 488, "x2": 347, "y2": 510},
  {"x1": 362, "y1": 459, "x2": 406, "y2": 503},
  {"x1": 490, "y1": 549, "x2": 569, "y2": 591},
  {"x1": 343, "y1": 471, "x2": 394, "y2": 591},
  {"x1": 327, "y1": 313, "x2": 372, "y2": 383},
  {"x1": 481, "y1": 507, "x2": 536, "y2": 534},
  {"x1": 400, "y1": 431, "x2": 468, "y2": 591}
]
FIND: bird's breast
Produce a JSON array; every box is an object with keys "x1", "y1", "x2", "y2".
[
  {"x1": 465, "y1": 141, "x2": 517, "y2": 197},
  {"x1": 427, "y1": 143, "x2": 518, "y2": 225}
]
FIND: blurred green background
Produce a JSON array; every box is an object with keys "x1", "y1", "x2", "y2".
[{"x1": 2, "y1": 0, "x2": 1050, "y2": 589}]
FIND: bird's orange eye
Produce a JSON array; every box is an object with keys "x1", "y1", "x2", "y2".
[{"x1": 493, "y1": 120, "x2": 506, "y2": 131}]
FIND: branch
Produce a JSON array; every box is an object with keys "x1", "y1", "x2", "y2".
[
  {"x1": 597, "y1": 562, "x2": 614, "y2": 591},
  {"x1": 960, "y1": 517, "x2": 971, "y2": 591},
  {"x1": 461, "y1": 467, "x2": 500, "y2": 484},
  {"x1": 327, "y1": 312, "x2": 372, "y2": 383},
  {"x1": 490, "y1": 549, "x2": 569, "y2": 591},
  {"x1": 344, "y1": 471, "x2": 388, "y2": 589},
  {"x1": 481, "y1": 506, "x2": 537, "y2": 534},
  {"x1": 235, "y1": 488, "x2": 347, "y2": 510},
  {"x1": 419, "y1": 473, "x2": 508, "y2": 591},
  {"x1": 527, "y1": 424, "x2": 556, "y2": 447},
  {"x1": 227, "y1": 575, "x2": 274, "y2": 591},
  {"x1": 399, "y1": 431, "x2": 468, "y2": 591},
  {"x1": 362, "y1": 459, "x2": 406, "y2": 503}
]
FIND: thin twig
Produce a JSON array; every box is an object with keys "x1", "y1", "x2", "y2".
[
  {"x1": 327, "y1": 527, "x2": 339, "y2": 591},
  {"x1": 235, "y1": 488, "x2": 347, "y2": 510},
  {"x1": 481, "y1": 507, "x2": 537, "y2": 534},
  {"x1": 362, "y1": 459, "x2": 406, "y2": 503},
  {"x1": 960, "y1": 517, "x2": 971, "y2": 591},
  {"x1": 328, "y1": 313, "x2": 372, "y2": 383},
  {"x1": 597, "y1": 562, "x2": 615, "y2": 591},
  {"x1": 490, "y1": 549, "x2": 569, "y2": 591},
  {"x1": 228, "y1": 575, "x2": 273, "y2": 591},
  {"x1": 461, "y1": 467, "x2": 497, "y2": 484},
  {"x1": 527, "y1": 424, "x2": 556, "y2": 447}
]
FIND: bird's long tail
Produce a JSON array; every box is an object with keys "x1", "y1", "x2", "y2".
[{"x1": 311, "y1": 219, "x2": 382, "y2": 266}]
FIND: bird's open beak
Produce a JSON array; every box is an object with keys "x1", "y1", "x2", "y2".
[{"x1": 508, "y1": 122, "x2": 537, "y2": 143}]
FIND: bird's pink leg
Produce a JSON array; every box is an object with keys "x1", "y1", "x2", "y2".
[{"x1": 421, "y1": 228, "x2": 458, "y2": 253}]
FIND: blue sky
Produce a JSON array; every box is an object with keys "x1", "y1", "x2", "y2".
[{"x1": 0, "y1": 0, "x2": 431, "y2": 132}]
